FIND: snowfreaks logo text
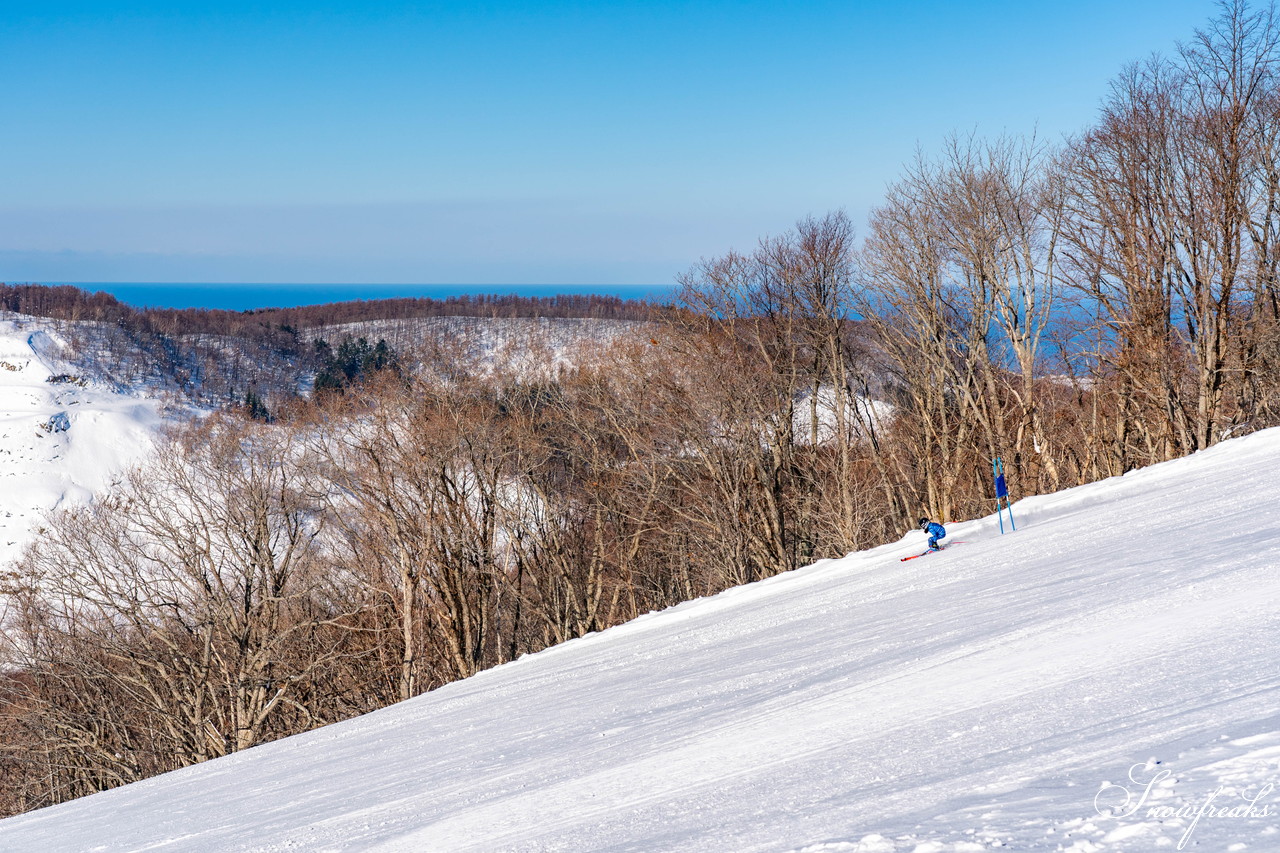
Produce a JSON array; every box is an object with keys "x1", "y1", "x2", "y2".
[{"x1": 1094, "y1": 763, "x2": 1275, "y2": 850}]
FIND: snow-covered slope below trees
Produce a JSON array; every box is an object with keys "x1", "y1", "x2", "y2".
[
  {"x1": 317, "y1": 315, "x2": 645, "y2": 373},
  {"x1": 4, "y1": 428, "x2": 1280, "y2": 851},
  {"x1": 0, "y1": 314, "x2": 177, "y2": 568}
]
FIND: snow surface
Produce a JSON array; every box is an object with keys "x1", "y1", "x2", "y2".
[
  {"x1": 0, "y1": 314, "x2": 174, "y2": 568},
  {"x1": 793, "y1": 385, "x2": 894, "y2": 445},
  {"x1": 316, "y1": 315, "x2": 646, "y2": 379},
  {"x1": 3, "y1": 427, "x2": 1280, "y2": 851}
]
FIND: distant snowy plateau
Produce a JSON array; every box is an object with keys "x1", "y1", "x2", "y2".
[
  {"x1": 0, "y1": 398, "x2": 1275, "y2": 850},
  {"x1": 0, "y1": 314, "x2": 174, "y2": 569}
]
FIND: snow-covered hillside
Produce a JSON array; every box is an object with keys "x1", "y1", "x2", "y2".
[
  {"x1": 0, "y1": 313, "x2": 176, "y2": 568},
  {"x1": 319, "y1": 315, "x2": 647, "y2": 379},
  {"x1": 0, "y1": 309, "x2": 636, "y2": 569},
  {"x1": 3, "y1": 428, "x2": 1280, "y2": 851}
]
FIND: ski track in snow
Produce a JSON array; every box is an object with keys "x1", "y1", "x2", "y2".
[
  {"x1": 1, "y1": 385, "x2": 1280, "y2": 849},
  {"x1": 0, "y1": 313, "x2": 173, "y2": 569}
]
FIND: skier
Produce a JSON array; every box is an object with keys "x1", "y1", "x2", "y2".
[{"x1": 919, "y1": 517, "x2": 946, "y2": 551}]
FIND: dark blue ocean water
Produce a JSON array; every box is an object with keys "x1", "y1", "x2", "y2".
[{"x1": 56, "y1": 283, "x2": 678, "y2": 312}]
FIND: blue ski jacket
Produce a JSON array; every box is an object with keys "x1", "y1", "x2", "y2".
[{"x1": 925, "y1": 522, "x2": 946, "y2": 540}]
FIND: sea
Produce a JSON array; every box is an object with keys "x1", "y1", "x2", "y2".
[{"x1": 51, "y1": 283, "x2": 678, "y2": 312}]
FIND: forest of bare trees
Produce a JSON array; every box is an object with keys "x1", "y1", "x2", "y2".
[{"x1": 3, "y1": 0, "x2": 1280, "y2": 819}]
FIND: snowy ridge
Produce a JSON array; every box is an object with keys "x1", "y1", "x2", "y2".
[
  {"x1": 313, "y1": 315, "x2": 647, "y2": 378},
  {"x1": 2, "y1": 428, "x2": 1280, "y2": 851},
  {"x1": 0, "y1": 313, "x2": 177, "y2": 568}
]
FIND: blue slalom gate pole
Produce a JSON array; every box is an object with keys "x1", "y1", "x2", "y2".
[{"x1": 993, "y1": 457, "x2": 1016, "y2": 534}]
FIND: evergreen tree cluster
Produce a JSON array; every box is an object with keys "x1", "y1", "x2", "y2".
[
  {"x1": 313, "y1": 337, "x2": 398, "y2": 394},
  {"x1": 242, "y1": 388, "x2": 272, "y2": 422}
]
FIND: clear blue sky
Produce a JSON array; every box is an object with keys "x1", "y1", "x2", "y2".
[{"x1": 0, "y1": 0, "x2": 1218, "y2": 285}]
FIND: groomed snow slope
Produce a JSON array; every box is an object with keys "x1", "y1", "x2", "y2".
[
  {"x1": 0, "y1": 314, "x2": 173, "y2": 568},
  {"x1": 3, "y1": 430, "x2": 1280, "y2": 852}
]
